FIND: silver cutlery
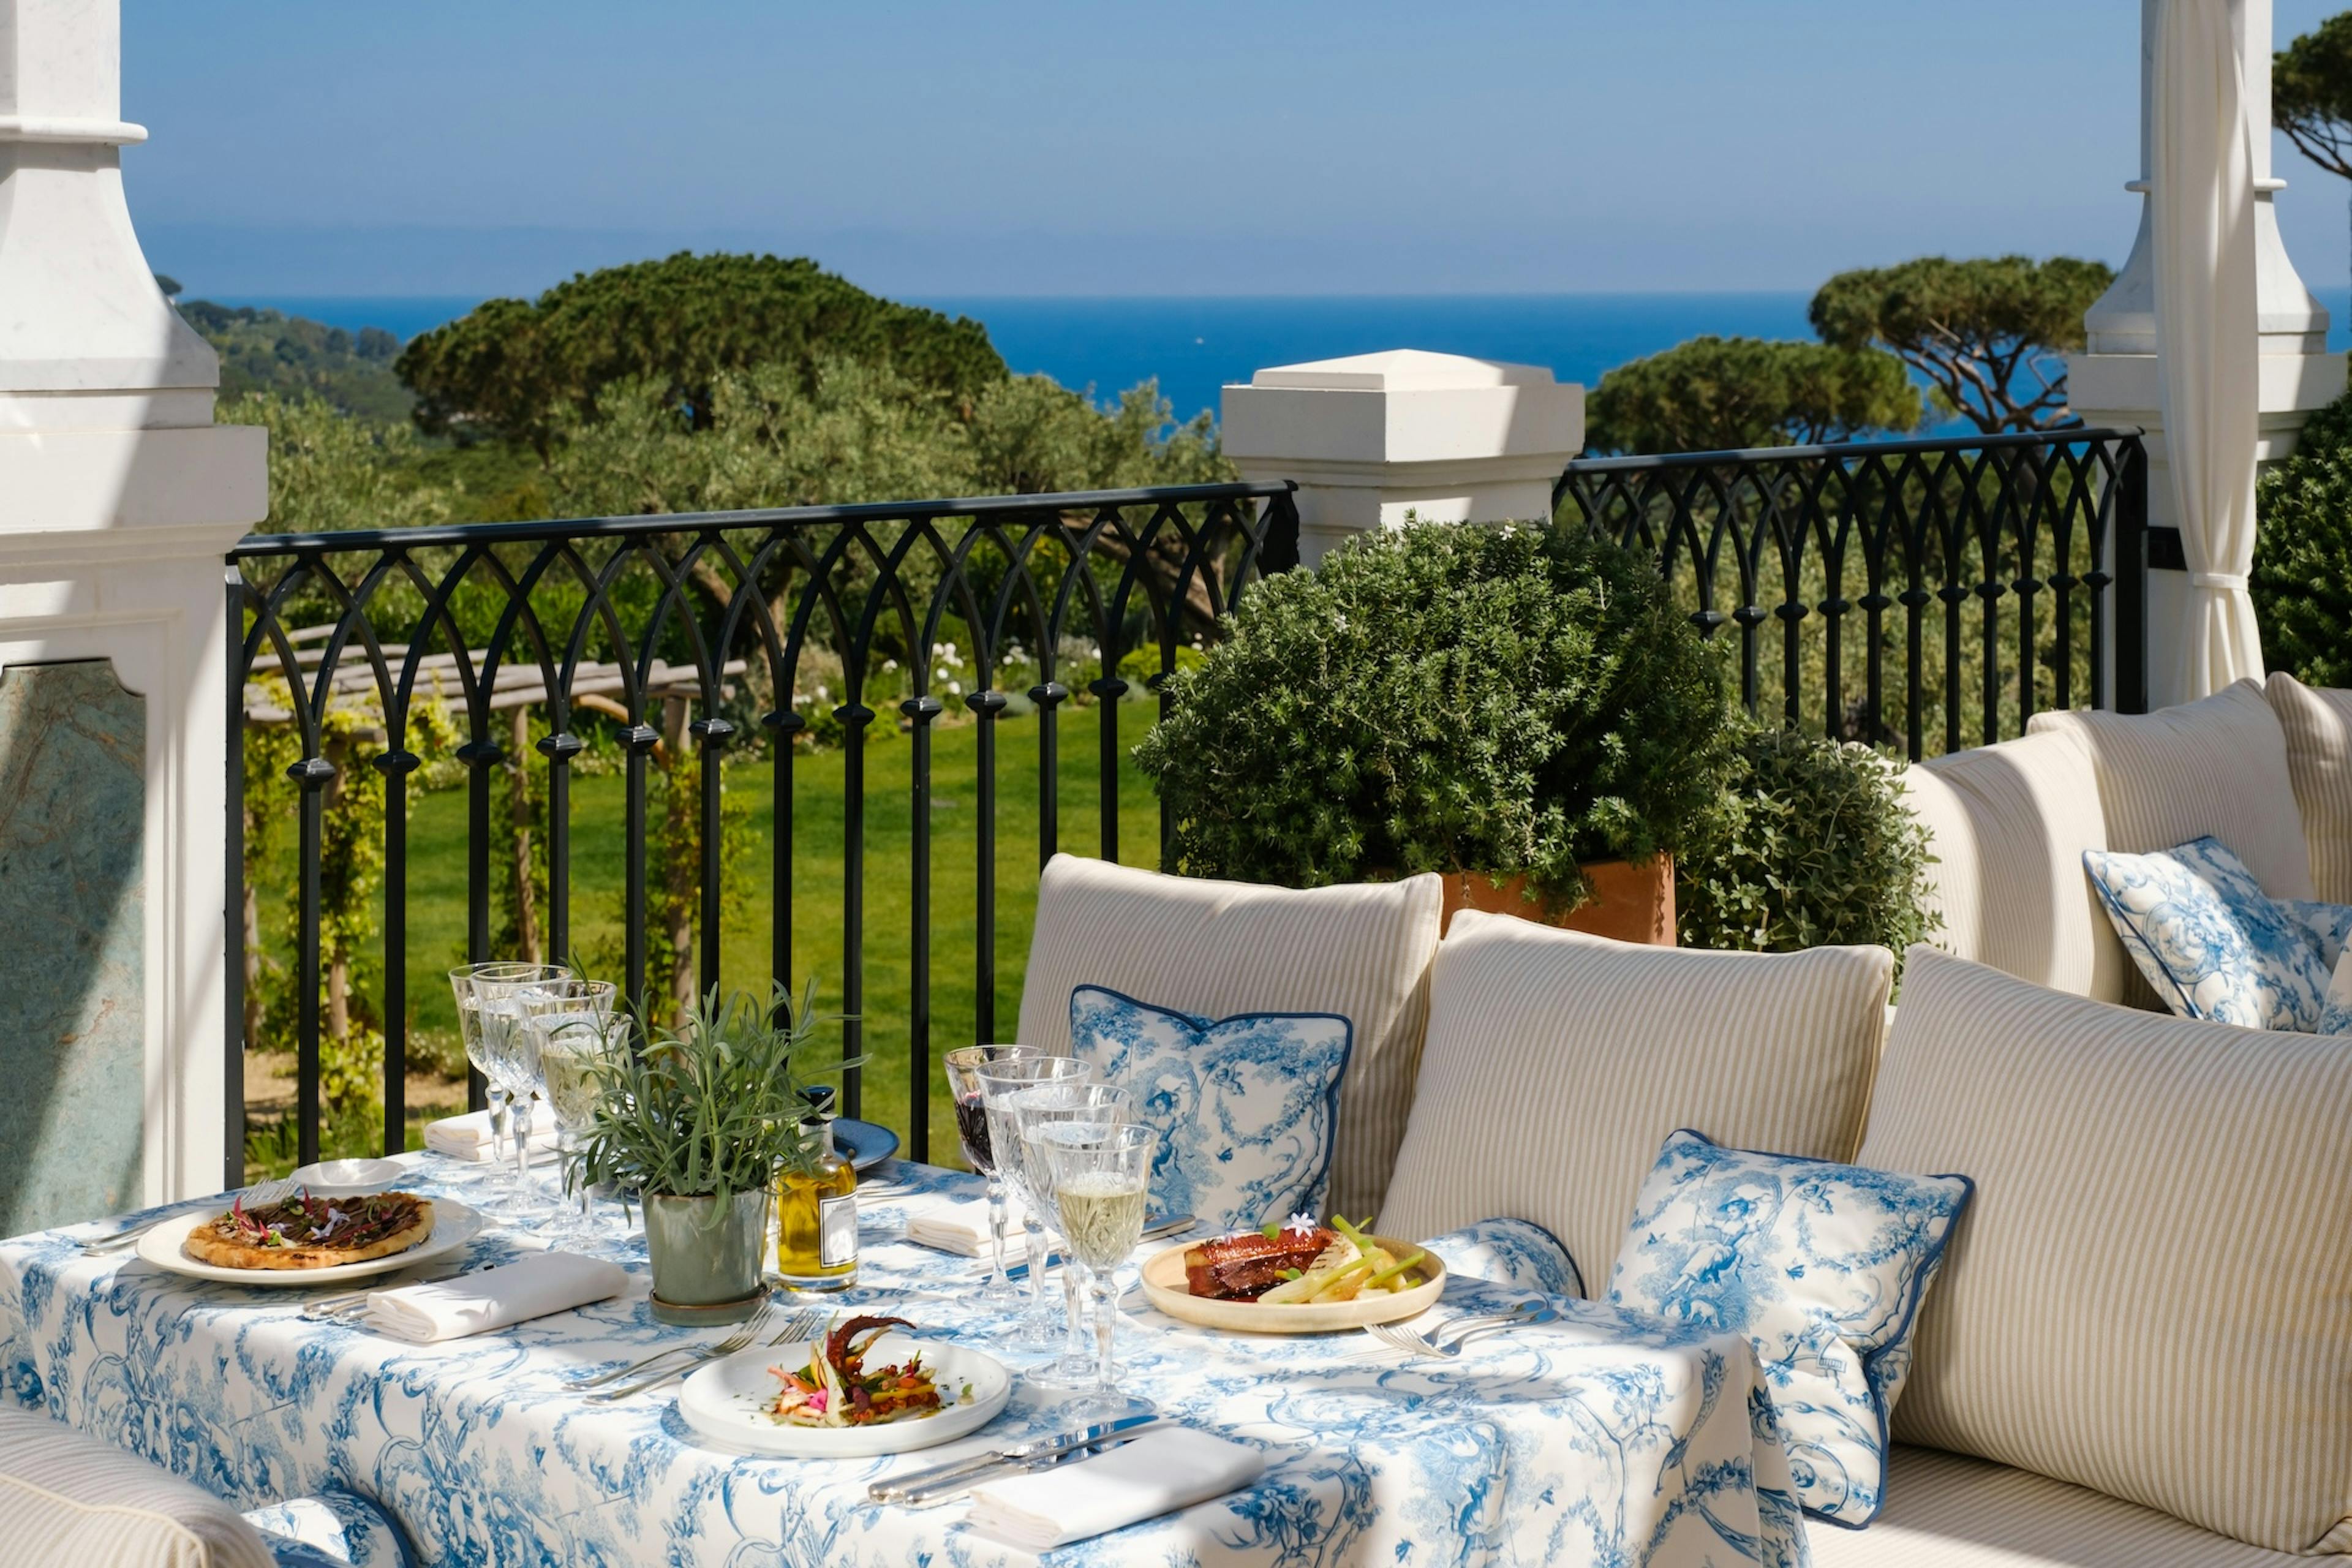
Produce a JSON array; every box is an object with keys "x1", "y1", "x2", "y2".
[
  {"x1": 1343, "y1": 1300, "x2": 1544, "y2": 1361},
  {"x1": 571, "y1": 1298, "x2": 780, "y2": 1391},
  {"x1": 301, "y1": 1262, "x2": 487, "y2": 1322},
  {"x1": 82, "y1": 1178, "x2": 300, "y2": 1256},
  {"x1": 584, "y1": 1303, "x2": 828, "y2": 1402},
  {"x1": 1003, "y1": 1213, "x2": 1194, "y2": 1281},
  {"x1": 1365, "y1": 1303, "x2": 1559, "y2": 1360},
  {"x1": 869, "y1": 1414, "x2": 1167, "y2": 1504}
]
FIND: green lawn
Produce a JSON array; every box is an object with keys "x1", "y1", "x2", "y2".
[{"x1": 255, "y1": 703, "x2": 1164, "y2": 1168}]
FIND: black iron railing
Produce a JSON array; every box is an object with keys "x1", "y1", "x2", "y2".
[
  {"x1": 225, "y1": 481, "x2": 1300, "y2": 1185},
  {"x1": 1557, "y1": 427, "x2": 2150, "y2": 760}
]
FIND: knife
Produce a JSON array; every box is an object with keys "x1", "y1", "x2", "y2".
[
  {"x1": 1002, "y1": 1214, "x2": 1195, "y2": 1281},
  {"x1": 869, "y1": 1414, "x2": 1166, "y2": 1504}
]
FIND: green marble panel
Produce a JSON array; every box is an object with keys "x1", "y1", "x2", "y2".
[{"x1": 0, "y1": 660, "x2": 145, "y2": 1234}]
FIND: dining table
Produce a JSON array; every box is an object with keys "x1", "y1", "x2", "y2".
[{"x1": 0, "y1": 1152, "x2": 1811, "y2": 1567}]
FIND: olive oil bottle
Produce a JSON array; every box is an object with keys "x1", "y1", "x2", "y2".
[{"x1": 775, "y1": 1089, "x2": 858, "y2": 1290}]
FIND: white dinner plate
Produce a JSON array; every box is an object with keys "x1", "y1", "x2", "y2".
[
  {"x1": 135, "y1": 1197, "x2": 483, "y2": 1287},
  {"x1": 677, "y1": 1333, "x2": 1011, "y2": 1458},
  {"x1": 1140, "y1": 1232, "x2": 1446, "y2": 1334},
  {"x1": 287, "y1": 1158, "x2": 410, "y2": 1194}
]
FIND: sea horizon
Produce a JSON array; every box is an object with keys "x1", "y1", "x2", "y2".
[{"x1": 202, "y1": 288, "x2": 2352, "y2": 432}]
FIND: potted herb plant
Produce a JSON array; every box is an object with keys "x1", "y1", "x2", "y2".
[
  {"x1": 567, "y1": 981, "x2": 854, "y2": 1322},
  {"x1": 1134, "y1": 521, "x2": 1732, "y2": 940}
]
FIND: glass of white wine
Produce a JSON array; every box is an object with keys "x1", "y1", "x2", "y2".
[
  {"x1": 1014, "y1": 1082, "x2": 1133, "y2": 1387},
  {"x1": 978, "y1": 1056, "x2": 1095, "y2": 1348},
  {"x1": 1047, "y1": 1123, "x2": 1157, "y2": 1419},
  {"x1": 530, "y1": 998, "x2": 628, "y2": 1241}
]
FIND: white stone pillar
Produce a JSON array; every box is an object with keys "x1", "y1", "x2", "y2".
[
  {"x1": 1221, "y1": 350, "x2": 1585, "y2": 566},
  {"x1": 0, "y1": 0, "x2": 267, "y2": 1212},
  {"x1": 2068, "y1": 0, "x2": 2346, "y2": 709}
]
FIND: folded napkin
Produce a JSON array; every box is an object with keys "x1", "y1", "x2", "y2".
[
  {"x1": 423, "y1": 1109, "x2": 557, "y2": 1163},
  {"x1": 905, "y1": 1194, "x2": 1028, "y2": 1257},
  {"x1": 965, "y1": 1428, "x2": 1265, "y2": 1551},
  {"x1": 361, "y1": 1252, "x2": 625, "y2": 1343}
]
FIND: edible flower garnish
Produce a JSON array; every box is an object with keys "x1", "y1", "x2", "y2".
[{"x1": 761, "y1": 1316, "x2": 950, "y2": 1428}]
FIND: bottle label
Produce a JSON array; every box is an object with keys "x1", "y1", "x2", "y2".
[{"x1": 819, "y1": 1194, "x2": 859, "y2": 1269}]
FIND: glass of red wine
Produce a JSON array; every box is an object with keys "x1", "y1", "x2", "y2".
[{"x1": 943, "y1": 1044, "x2": 1043, "y2": 1300}]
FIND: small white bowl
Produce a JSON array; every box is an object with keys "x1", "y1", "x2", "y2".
[{"x1": 287, "y1": 1157, "x2": 410, "y2": 1194}]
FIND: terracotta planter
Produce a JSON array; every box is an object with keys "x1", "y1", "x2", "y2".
[{"x1": 1438, "y1": 858, "x2": 1677, "y2": 945}]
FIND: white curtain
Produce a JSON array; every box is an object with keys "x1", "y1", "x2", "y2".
[{"x1": 2154, "y1": 0, "x2": 2265, "y2": 699}]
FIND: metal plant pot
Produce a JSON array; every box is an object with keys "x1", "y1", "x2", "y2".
[{"x1": 643, "y1": 1188, "x2": 771, "y2": 1324}]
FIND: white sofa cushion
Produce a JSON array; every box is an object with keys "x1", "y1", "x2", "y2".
[
  {"x1": 1376, "y1": 913, "x2": 1892, "y2": 1292},
  {"x1": 1858, "y1": 948, "x2": 2352, "y2": 1554},
  {"x1": 1806, "y1": 1446, "x2": 2305, "y2": 1567},
  {"x1": 1902, "y1": 726, "x2": 2126, "y2": 1002},
  {"x1": 2027, "y1": 680, "x2": 2314, "y2": 898},
  {"x1": 1017, "y1": 854, "x2": 1443, "y2": 1222},
  {"x1": 2266, "y1": 672, "x2": 2352, "y2": 905},
  {"x1": 0, "y1": 1406, "x2": 277, "y2": 1568}
]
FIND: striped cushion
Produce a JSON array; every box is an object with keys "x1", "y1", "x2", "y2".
[
  {"x1": 1858, "y1": 948, "x2": 2352, "y2": 1553},
  {"x1": 0, "y1": 1407, "x2": 276, "y2": 1568},
  {"x1": 1017, "y1": 854, "x2": 1443, "y2": 1223},
  {"x1": 2027, "y1": 680, "x2": 2314, "y2": 899},
  {"x1": 2266, "y1": 673, "x2": 2352, "y2": 905},
  {"x1": 1376, "y1": 913, "x2": 1893, "y2": 1292},
  {"x1": 1902, "y1": 727, "x2": 2125, "y2": 1002},
  {"x1": 1806, "y1": 1446, "x2": 2305, "y2": 1567}
]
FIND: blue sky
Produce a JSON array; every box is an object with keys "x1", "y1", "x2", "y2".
[{"x1": 123, "y1": 1, "x2": 2352, "y2": 300}]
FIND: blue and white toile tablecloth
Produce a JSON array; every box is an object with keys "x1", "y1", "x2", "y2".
[{"x1": 0, "y1": 1153, "x2": 1809, "y2": 1567}]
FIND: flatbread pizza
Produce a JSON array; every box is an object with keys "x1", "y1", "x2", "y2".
[{"x1": 184, "y1": 1189, "x2": 435, "y2": 1272}]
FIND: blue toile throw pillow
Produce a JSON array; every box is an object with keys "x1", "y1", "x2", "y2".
[
  {"x1": 1607, "y1": 1128, "x2": 1973, "y2": 1529},
  {"x1": 2083, "y1": 837, "x2": 2331, "y2": 1030},
  {"x1": 1068, "y1": 986, "x2": 1351, "y2": 1234}
]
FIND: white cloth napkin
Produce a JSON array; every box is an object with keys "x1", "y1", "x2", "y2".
[
  {"x1": 964, "y1": 1428, "x2": 1265, "y2": 1550},
  {"x1": 423, "y1": 1110, "x2": 557, "y2": 1163},
  {"x1": 905, "y1": 1194, "x2": 1028, "y2": 1257},
  {"x1": 360, "y1": 1253, "x2": 625, "y2": 1343}
]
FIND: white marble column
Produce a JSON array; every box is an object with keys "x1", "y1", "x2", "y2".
[
  {"x1": 1221, "y1": 350, "x2": 1585, "y2": 566},
  {"x1": 2068, "y1": 0, "x2": 2346, "y2": 709},
  {"x1": 0, "y1": 0, "x2": 268, "y2": 1211}
]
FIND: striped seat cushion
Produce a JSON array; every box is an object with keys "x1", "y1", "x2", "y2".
[
  {"x1": 1858, "y1": 948, "x2": 2352, "y2": 1553},
  {"x1": 1806, "y1": 1447, "x2": 2306, "y2": 1567},
  {"x1": 1902, "y1": 727, "x2": 2126, "y2": 1002},
  {"x1": 0, "y1": 1407, "x2": 276, "y2": 1568},
  {"x1": 1017, "y1": 854, "x2": 1443, "y2": 1223},
  {"x1": 1376, "y1": 913, "x2": 1893, "y2": 1292},
  {"x1": 2266, "y1": 673, "x2": 2352, "y2": 905}
]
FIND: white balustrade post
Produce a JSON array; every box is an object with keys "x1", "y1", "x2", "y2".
[
  {"x1": 1221, "y1": 350, "x2": 1585, "y2": 565},
  {"x1": 2068, "y1": 0, "x2": 2346, "y2": 709},
  {"x1": 0, "y1": 0, "x2": 267, "y2": 1223}
]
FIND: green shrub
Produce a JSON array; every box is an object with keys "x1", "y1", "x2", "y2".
[
  {"x1": 1679, "y1": 723, "x2": 1939, "y2": 963},
  {"x1": 1134, "y1": 521, "x2": 1733, "y2": 908},
  {"x1": 2255, "y1": 389, "x2": 2352, "y2": 687}
]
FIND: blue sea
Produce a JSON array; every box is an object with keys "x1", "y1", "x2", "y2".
[{"x1": 218, "y1": 290, "x2": 2352, "y2": 429}]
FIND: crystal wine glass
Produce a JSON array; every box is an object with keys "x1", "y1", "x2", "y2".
[
  {"x1": 450, "y1": 962, "x2": 564, "y2": 1207},
  {"x1": 529, "y1": 992, "x2": 628, "y2": 1243},
  {"x1": 1047, "y1": 1123, "x2": 1158, "y2": 1419},
  {"x1": 943, "y1": 1043, "x2": 1042, "y2": 1300},
  {"x1": 976, "y1": 1055, "x2": 1093, "y2": 1346},
  {"x1": 1014, "y1": 1082, "x2": 1133, "y2": 1387},
  {"x1": 463, "y1": 963, "x2": 576, "y2": 1210}
]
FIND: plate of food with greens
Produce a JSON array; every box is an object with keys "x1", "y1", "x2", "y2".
[
  {"x1": 1140, "y1": 1213, "x2": 1444, "y2": 1333},
  {"x1": 678, "y1": 1314, "x2": 1011, "y2": 1457}
]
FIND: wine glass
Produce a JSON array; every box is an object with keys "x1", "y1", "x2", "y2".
[
  {"x1": 1047, "y1": 1124, "x2": 1158, "y2": 1419},
  {"x1": 943, "y1": 1044, "x2": 1043, "y2": 1299},
  {"x1": 450, "y1": 962, "x2": 564, "y2": 1206},
  {"x1": 1014, "y1": 1082, "x2": 1133, "y2": 1387},
  {"x1": 976, "y1": 1056, "x2": 1093, "y2": 1346},
  {"x1": 466, "y1": 964, "x2": 581, "y2": 1210},
  {"x1": 529, "y1": 994, "x2": 628, "y2": 1243}
]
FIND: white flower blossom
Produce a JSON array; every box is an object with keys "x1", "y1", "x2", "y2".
[{"x1": 882, "y1": 658, "x2": 899, "y2": 673}]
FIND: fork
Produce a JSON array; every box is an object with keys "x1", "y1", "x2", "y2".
[
  {"x1": 571, "y1": 1298, "x2": 780, "y2": 1391},
  {"x1": 83, "y1": 1178, "x2": 300, "y2": 1255},
  {"x1": 1341, "y1": 1300, "x2": 1540, "y2": 1361},
  {"x1": 586, "y1": 1303, "x2": 826, "y2": 1403},
  {"x1": 1366, "y1": 1304, "x2": 1559, "y2": 1360}
]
